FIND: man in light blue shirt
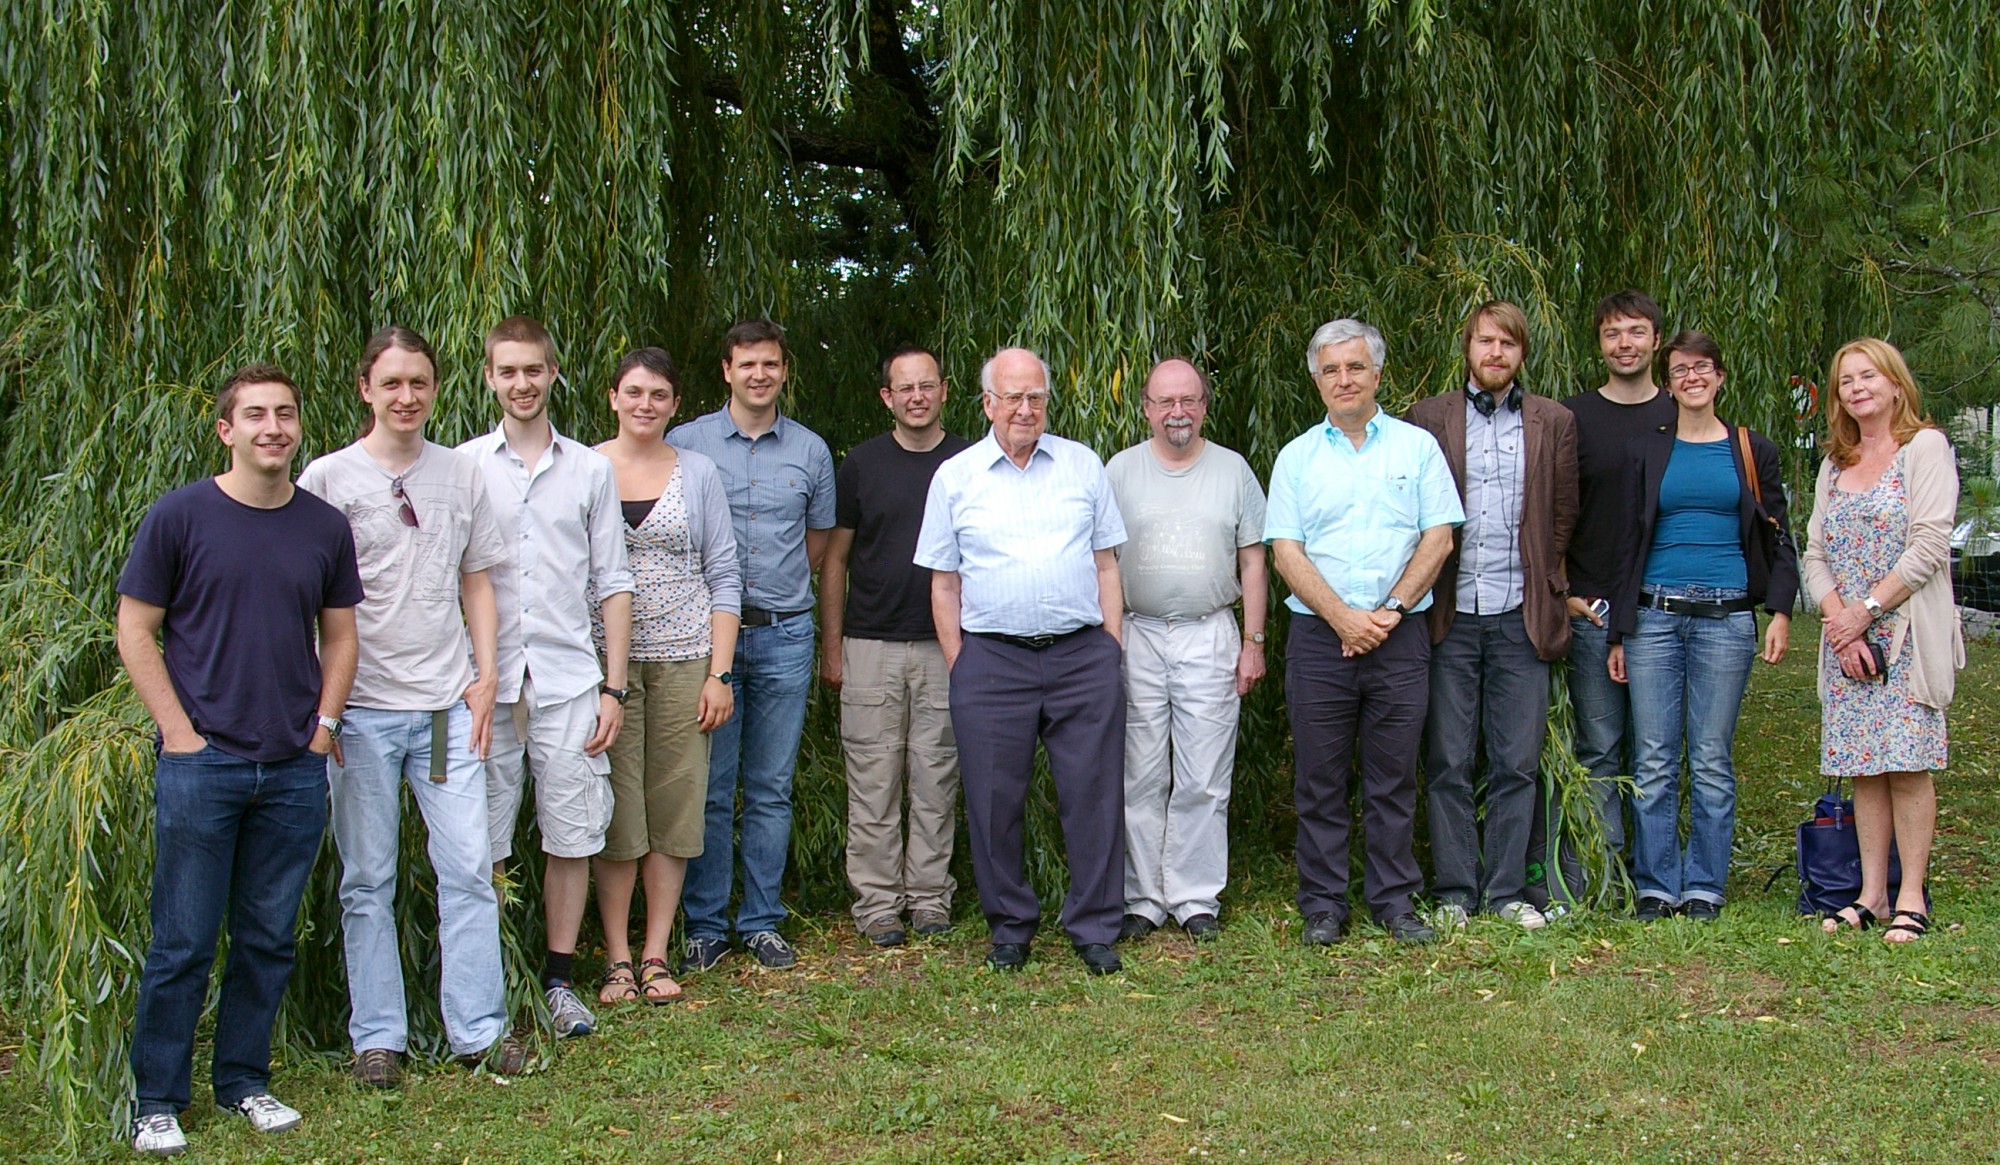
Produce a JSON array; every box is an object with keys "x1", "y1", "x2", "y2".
[
  {"x1": 665, "y1": 318, "x2": 836, "y2": 973},
  {"x1": 915, "y1": 346, "x2": 1129, "y2": 975},
  {"x1": 1267, "y1": 318, "x2": 1462, "y2": 946},
  {"x1": 1407, "y1": 301, "x2": 1578, "y2": 932}
]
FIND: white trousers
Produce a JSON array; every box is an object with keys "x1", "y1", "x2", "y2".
[{"x1": 1121, "y1": 609, "x2": 1241, "y2": 923}]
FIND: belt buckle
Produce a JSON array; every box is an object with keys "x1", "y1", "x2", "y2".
[{"x1": 1024, "y1": 634, "x2": 1056, "y2": 650}]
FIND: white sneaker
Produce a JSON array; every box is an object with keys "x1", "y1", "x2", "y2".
[
  {"x1": 228, "y1": 1092, "x2": 303, "y2": 1134},
  {"x1": 545, "y1": 982, "x2": 597, "y2": 1038},
  {"x1": 1428, "y1": 903, "x2": 1469, "y2": 931},
  {"x1": 1497, "y1": 900, "x2": 1549, "y2": 930},
  {"x1": 131, "y1": 1112, "x2": 187, "y2": 1155}
]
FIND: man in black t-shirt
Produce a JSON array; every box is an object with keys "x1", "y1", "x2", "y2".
[
  {"x1": 1556, "y1": 290, "x2": 1678, "y2": 898},
  {"x1": 117, "y1": 364, "x2": 362, "y2": 1156},
  {"x1": 819, "y1": 345, "x2": 972, "y2": 946}
]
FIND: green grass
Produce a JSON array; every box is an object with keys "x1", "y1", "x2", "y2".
[{"x1": 6, "y1": 616, "x2": 2000, "y2": 1163}]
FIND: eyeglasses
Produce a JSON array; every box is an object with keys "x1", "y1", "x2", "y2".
[
  {"x1": 988, "y1": 391, "x2": 1050, "y2": 410},
  {"x1": 1668, "y1": 360, "x2": 1719, "y2": 381},
  {"x1": 888, "y1": 380, "x2": 942, "y2": 397},
  {"x1": 391, "y1": 476, "x2": 420, "y2": 528},
  {"x1": 1144, "y1": 395, "x2": 1205, "y2": 412}
]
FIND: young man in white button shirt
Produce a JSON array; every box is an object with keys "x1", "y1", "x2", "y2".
[{"x1": 462, "y1": 315, "x2": 634, "y2": 1040}]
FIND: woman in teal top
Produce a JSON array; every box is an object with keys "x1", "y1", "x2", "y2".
[{"x1": 1607, "y1": 331, "x2": 1797, "y2": 921}]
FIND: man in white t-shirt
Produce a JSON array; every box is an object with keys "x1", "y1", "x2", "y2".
[
  {"x1": 297, "y1": 325, "x2": 522, "y2": 1088},
  {"x1": 1106, "y1": 359, "x2": 1268, "y2": 945}
]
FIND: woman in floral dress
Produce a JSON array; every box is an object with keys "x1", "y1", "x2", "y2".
[{"x1": 1804, "y1": 338, "x2": 1961, "y2": 942}]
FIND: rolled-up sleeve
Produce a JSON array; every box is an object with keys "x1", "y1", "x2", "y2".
[
  {"x1": 1264, "y1": 447, "x2": 1302, "y2": 544},
  {"x1": 588, "y1": 460, "x2": 635, "y2": 598},
  {"x1": 690, "y1": 456, "x2": 743, "y2": 615}
]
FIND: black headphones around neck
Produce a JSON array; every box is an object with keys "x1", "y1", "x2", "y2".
[{"x1": 1468, "y1": 382, "x2": 1523, "y2": 417}]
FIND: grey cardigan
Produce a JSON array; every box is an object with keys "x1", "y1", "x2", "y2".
[{"x1": 1802, "y1": 426, "x2": 1962, "y2": 709}]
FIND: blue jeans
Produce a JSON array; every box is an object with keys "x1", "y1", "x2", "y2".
[
  {"x1": 331, "y1": 704, "x2": 506, "y2": 1056},
  {"x1": 1624, "y1": 596, "x2": 1757, "y2": 907},
  {"x1": 683, "y1": 610, "x2": 816, "y2": 938},
  {"x1": 1567, "y1": 615, "x2": 1632, "y2": 857},
  {"x1": 131, "y1": 745, "x2": 327, "y2": 1116}
]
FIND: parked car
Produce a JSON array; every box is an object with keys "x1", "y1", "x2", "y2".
[{"x1": 1952, "y1": 519, "x2": 2000, "y2": 612}]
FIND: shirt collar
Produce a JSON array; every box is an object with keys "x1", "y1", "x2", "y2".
[
  {"x1": 1320, "y1": 409, "x2": 1382, "y2": 449},
  {"x1": 478, "y1": 421, "x2": 567, "y2": 461},
  {"x1": 714, "y1": 405, "x2": 788, "y2": 441},
  {"x1": 977, "y1": 428, "x2": 1052, "y2": 469}
]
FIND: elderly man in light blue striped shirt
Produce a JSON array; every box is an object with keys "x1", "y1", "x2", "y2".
[
  {"x1": 915, "y1": 346, "x2": 1130, "y2": 975},
  {"x1": 1267, "y1": 318, "x2": 1463, "y2": 948}
]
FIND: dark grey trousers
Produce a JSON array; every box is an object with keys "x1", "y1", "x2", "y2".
[
  {"x1": 1423, "y1": 608, "x2": 1551, "y2": 910},
  {"x1": 1288, "y1": 615, "x2": 1429, "y2": 924},
  {"x1": 950, "y1": 629, "x2": 1127, "y2": 946}
]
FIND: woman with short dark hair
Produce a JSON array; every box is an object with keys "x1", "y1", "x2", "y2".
[{"x1": 1607, "y1": 331, "x2": 1797, "y2": 922}]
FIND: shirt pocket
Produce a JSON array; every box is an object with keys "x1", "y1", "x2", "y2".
[{"x1": 1378, "y1": 475, "x2": 1420, "y2": 523}]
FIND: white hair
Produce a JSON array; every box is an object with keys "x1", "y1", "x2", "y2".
[
  {"x1": 979, "y1": 347, "x2": 1052, "y2": 395},
  {"x1": 1306, "y1": 319, "x2": 1386, "y2": 376}
]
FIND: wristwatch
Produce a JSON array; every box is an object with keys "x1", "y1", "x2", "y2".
[
  {"x1": 316, "y1": 715, "x2": 343, "y2": 740},
  {"x1": 710, "y1": 670, "x2": 735, "y2": 684},
  {"x1": 1381, "y1": 595, "x2": 1407, "y2": 614},
  {"x1": 1244, "y1": 631, "x2": 1267, "y2": 644},
  {"x1": 1862, "y1": 596, "x2": 1885, "y2": 620},
  {"x1": 600, "y1": 684, "x2": 630, "y2": 704}
]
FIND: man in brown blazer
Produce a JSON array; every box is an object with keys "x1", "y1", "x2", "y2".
[{"x1": 1405, "y1": 300, "x2": 1578, "y2": 930}]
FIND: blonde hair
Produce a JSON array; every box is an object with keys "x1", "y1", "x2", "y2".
[{"x1": 1824, "y1": 337, "x2": 1934, "y2": 467}]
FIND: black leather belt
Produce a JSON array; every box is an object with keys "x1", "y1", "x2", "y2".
[
  {"x1": 967, "y1": 626, "x2": 1096, "y2": 651},
  {"x1": 741, "y1": 606, "x2": 810, "y2": 627},
  {"x1": 1641, "y1": 592, "x2": 1757, "y2": 618}
]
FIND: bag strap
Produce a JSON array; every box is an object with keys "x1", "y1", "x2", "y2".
[{"x1": 1736, "y1": 426, "x2": 1763, "y2": 507}]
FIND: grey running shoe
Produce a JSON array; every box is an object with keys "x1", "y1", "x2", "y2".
[
  {"x1": 227, "y1": 1093, "x2": 302, "y2": 1134},
  {"x1": 545, "y1": 982, "x2": 597, "y2": 1038},
  {"x1": 131, "y1": 1113, "x2": 187, "y2": 1156}
]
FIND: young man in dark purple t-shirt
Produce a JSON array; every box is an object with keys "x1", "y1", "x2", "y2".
[{"x1": 117, "y1": 364, "x2": 362, "y2": 1155}]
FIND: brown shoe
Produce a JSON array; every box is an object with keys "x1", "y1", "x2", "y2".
[
  {"x1": 353, "y1": 1047, "x2": 402, "y2": 1089},
  {"x1": 910, "y1": 909, "x2": 953, "y2": 937},
  {"x1": 457, "y1": 1031, "x2": 528, "y2": 1075}
]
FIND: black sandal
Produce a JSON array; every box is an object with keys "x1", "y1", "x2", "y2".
[
  {"x1": 1883, "y1": 910, "x2": 1931, "y2": 942},
  {"x1": 1821, "y1": 902, "x2": 1877, "y2": 931}
]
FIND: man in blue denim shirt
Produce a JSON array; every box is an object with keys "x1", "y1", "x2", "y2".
[
  {"x1": 117, "y1": 364, "x2": 362, "y2": 1155},
  {"x1": 667, "y1": 319, "x2": 837, "y2": 972}
]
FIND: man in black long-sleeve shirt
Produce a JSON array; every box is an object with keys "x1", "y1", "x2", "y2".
[{"x1": 1557, "y1": 290, "x2": 1677, "y2": 900}]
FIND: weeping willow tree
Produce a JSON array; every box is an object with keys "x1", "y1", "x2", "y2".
[{"x1": 3, "y1": 0, "x2": 1998, "y2": 1144}]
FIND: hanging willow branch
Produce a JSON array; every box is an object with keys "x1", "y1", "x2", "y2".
[{"x1": 3, "y1": 0, "x2": 1999, "y2": 1146}]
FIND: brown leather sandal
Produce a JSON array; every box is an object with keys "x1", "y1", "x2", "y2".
[
  {"x1": 638, "y1": 956, "x2": 682, "y2": 1004},
  {"x1": 598, "y1": 960, "x2": 640, "y2": 1004}
]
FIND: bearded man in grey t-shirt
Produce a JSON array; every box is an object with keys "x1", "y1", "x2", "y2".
[{"x1": 1104, "y1": 358, "x2": 1268, "y2": 945}]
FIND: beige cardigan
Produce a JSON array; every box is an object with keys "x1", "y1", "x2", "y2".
[{"x1": 1802, "y1": 426, "x2": 1964, "y2": 709}]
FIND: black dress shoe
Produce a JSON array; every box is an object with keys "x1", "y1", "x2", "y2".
[
  {"x1": 1073, "y1": 942, "x2": 1122, "y2": 975},
  {"x1": 1384, "y1": 912, "x2": 1438, "y2": 944},
  {"x1": 1301, "y1": 912, "x2": 1344, "y2": 946},
  {"x1": 1116, "y1": 913, "x2": 1157, "y2": 943},
  {"x1": 1181, "y1": 913, "x2": 1220, "y2": 942},
  {"x1": 985, "y1": 942, "x2": 1030, "y2": 971}
]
